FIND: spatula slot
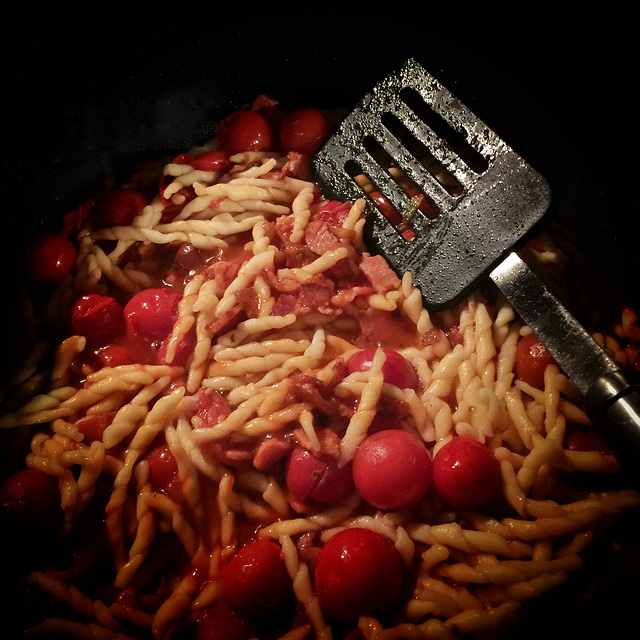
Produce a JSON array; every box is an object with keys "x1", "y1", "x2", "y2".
[
  {"x1": 360, "y1": 134, "x2": 441, "y2": 218},
  {"x1": 399, "y1": 87, "x2": 489, "y2": 175},
  {"x1": 378, "y1": 111, "x2": 464, "y2": 198},
  {"x1": 342, "y1": 157, "x2": 419, "y2": 242}
]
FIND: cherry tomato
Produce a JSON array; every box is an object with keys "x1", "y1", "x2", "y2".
[
  {"x1": 26, "y1": 232, "x2": 77, "y2": 284},
  {"x1": 223, "y1": 540, "x2": 292, "y2": 619},
  {"x1": 0, "y1": 469, "x2": 61, "y2": 525},
  {"x1": 158, "y1": 328, "x2": 196, "y2": 367},
  {"x1": 77, "y1": 412, "x2": 116, "y2": 444},
  {"x1": 215, "y1": 110, "x2": 273, "y2": 153},
  {"x1": 93, "y1": 188, "x2": 147, "y2": 226},
  {"x1": 279, "y1": 108, "x2": 332, "y2": 155},
  {"x1": 432, "y1": 436, "x2": 502, "y2": 510},
  {"x1": 124, "y1": 287, "x2": 181, "y2": 342},
  {"x1": 514, "y1": 332, "x2": 558, "y2": 390},
  {"x1": 286, "y1": 445, "x2": 355, "y2": 505},
  {"x1": 347, "y1": 348, "x2": 420, "y2": 390},
  {"x1": 353, "y1": 429, "x2": 432, "y2": 510},
  {"x1": 69, "y1": 293, "x2": 126, "y2": 346},
  {"x1": 192, "y1": 150, "x2": 233, "y2": 172},
  {"x1": 314, "y1": 527, "x2": 404, "y2": 622},
  {"x1": 145, "y1": 443, "x2": 179, "y2": 493},
  {"x1": 195, "y1": 601, "x2": 255, "y2": 640},
  {"x1": 565, "y1": 425, "x2": 612, "y2": 454}
]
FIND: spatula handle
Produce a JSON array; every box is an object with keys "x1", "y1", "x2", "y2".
[{"x1": 490, "y1": 251, "x2": 640, "y2": 473}]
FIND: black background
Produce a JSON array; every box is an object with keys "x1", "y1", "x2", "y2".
[{"x1": 1, "y1": 5, "x2": 638, "y2": 640}]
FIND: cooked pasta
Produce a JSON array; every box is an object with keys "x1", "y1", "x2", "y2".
[{"x1": 1, "y1": 97, "x2": 639, "y2": 640}]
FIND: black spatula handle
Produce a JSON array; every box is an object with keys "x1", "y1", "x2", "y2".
[{"x1": 490, "y1": 251, "x2": 640, "y2": 474}]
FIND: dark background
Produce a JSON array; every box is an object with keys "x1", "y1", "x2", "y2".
[{"x1": 1, "y1": 5, "x2": 638, "y2": 640}]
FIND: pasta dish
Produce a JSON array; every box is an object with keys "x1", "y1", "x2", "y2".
[{"x1": 1, "y1": 95, "x2": 639, "y2": 640}]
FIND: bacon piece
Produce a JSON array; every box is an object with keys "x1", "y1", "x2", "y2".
[
  {"x1": 270, "y1": 294, "x2": 298, "y2": 317},
  {"x1": 360, "y1": 254, "x2": 401, "y2": 294},
  {"x1": 286, "y1": 373, "x2": 337, "y2": 416},
  {"x1": 331, "y1": 285, "x2": 375, "y2": 308},
  {"x1": 253, "y1": 435, "x2": 291, "y2": 470},
  {"x1": 316, "y1": 200, "x2": 352, "y2": 226},
  {"x1": 207, "y1": 305, "x2": 246, "y2": 338},
  {"x1": 195, "y1": 390, "x2": 232, "y2": 427},
  {"x1": 304, "y1": 219, "x2": 342, "y2": 255}
]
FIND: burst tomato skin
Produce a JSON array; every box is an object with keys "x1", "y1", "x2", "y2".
[
  {"x1": 223, "y1": 540, "x2": 292, "y2": 619},
  {"x1": 69, "y1": 293, "x2": 126, "y2": 346},
  {"x1": 432, "y1": 436, "x2": 502, "y2": 510},
  {"x1": 514, "y1": 332, "x2": 558, "y2": 390},
  {"x1": 314, "y1": 527, "x2": 404, "y2": 623},
  {"x1": 353, "y1": 429, "x2": 432, "y2": 510},
  {"x1": 26, "y1": 232, "x2": 77, "y2": 284},
  {"x1": 286, "y1": 445, "x2": 355, "y2": 505}
]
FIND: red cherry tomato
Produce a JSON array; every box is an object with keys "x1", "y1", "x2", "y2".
[
  {"x1": 215, "y1": 110, "x2": 273, "y2": 153},
  {"x1": 158, "y1": 327, "x2": 196, "y2": 367},
  {"x1": 124, "y1": 287, "x2": 181, "y2": 342},
  {"x1": 279, "y1": 108, "x2": 332, "y2": 155},
  {"x1": 0, "y1": 469, "x2": 61, "y2": 525},
  {"x1": 191, "y1": 150, "x2": 233, "y2": 172},
  {"x1": 314, "y1": 527, "x2": 404, "y2": 622},
  {"x1": 26, "y1": 232, "x2": 77, "y2": 284},
  {"x1": 432, "y1": 436, "x2": 502, "y2": 510},
  {"x1": 514, "y1": 332, "x2": 558, "y2": 390},
  {"x1": 353, "y1": 429, "x2": 432, "y2": 510},
  {"x1": 347, "y1": 348, "x2": 420, "y2": 390},
  {"x1": 195, "y1": 601, "x2": 255, "y2": 640},
  {"x1": 145, "y1": 443, "x2": 179, "y2": 493},
  {"x1": 93, "y1": 189, "x2": 147, "y2": 226},
  {"x1": 69, "y1": 293, "x2": 126, "y2": 346},
  {"x1": 77, "y1": 412, "x2": 116, "y2": 444},
  {"x1": 286, "y1": 446, "x2": 355, "y2": 505},
  {"x1": 223, "y1": 540, "x2": 292, "y2": 619},
  {"x1": 565, "y1": 425, "x2": 612, "y2": 454}
]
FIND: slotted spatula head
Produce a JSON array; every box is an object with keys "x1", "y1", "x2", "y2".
[{"x1": 312, "y1": 58, "x2": 552, "y2": 311}]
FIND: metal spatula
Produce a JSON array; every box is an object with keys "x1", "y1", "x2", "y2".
[{"x1": 312, "y1": 58, "x2": 640, "y2": 472}]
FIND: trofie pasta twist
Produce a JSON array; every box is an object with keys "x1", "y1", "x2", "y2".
[{"x1": 1, "y1": 97, "x2": 639, "y2": 640}]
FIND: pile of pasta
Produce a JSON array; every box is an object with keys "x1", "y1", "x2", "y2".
[{"x1": 2, "y1": 117, "x2": 640, "y2": 640}]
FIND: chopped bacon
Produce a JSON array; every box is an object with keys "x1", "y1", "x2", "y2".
[
  {"x1": 277, "y1": 152, "x2": 313, "y2": 180},
  {"x1": 253, "y1": 435, "x2": 291, "y2": 470},
  {"x1": 316, "y1": 200, "x2": 352, "y2": 226},
  {"x1": 360, "y1": 254, "x2": 401, "y2": 294},
  {"x1": 422, "y1": 327, "x2": 447, "y2": 347},
  {"x1": 304, "y1": 219, "x2": 342, "y2": 255},
  {"x1": 270, "y1": 293, "x2": 298, "y2": 317},
  {"x1": 235, "y1": 287, "x2": 262, "y2": 318},
  {"x1": 286, "y1": 373, "x2": 338, "y2": 416},
  {"x1": 446, "y1": 326, "x2": 464, "y2": 347},
  {"x1": 201, "y1": 437, "x2": 256, "y2": 467},
  {"x1": 195, "y1": 390, "x2": 232, "y2": 427},
  {"x1": 293, "y1": 426, "x2": 342, "y2": 458},
  {"x1": 207, "y1": 305, "x2": 246, "y2": 338},
  {"x1": 331, "y1": 285, "x2": 375, "y2": 308}
]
